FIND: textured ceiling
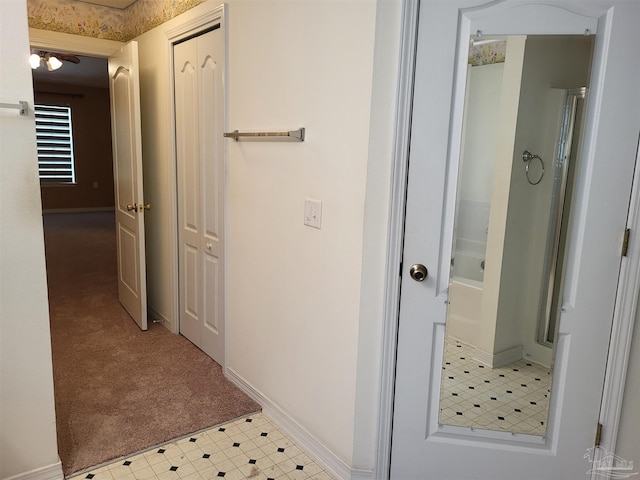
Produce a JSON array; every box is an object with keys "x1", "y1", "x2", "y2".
[{"x1": 79, "y1": 0, "x2": 137, "y2": 9}]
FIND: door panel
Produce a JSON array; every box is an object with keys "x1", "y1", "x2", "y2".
[
  {"x1": 391, "y1": 1, "x2": 640, "y2": 479},
  {"x1": 175, "y1": 27, "x2": 225, "y2": 365},
  {"x1": 109, "y1": 41, "x2": 147, "y2": 330}
]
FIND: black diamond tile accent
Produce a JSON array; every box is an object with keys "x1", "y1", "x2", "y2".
[
  {"x1": 506, "y1": 390, "x2": 513, "y2": 393},
  {"x1": 170, "y1": 466, "x2": 178, "y2": 472},
  {"x1": 123, "y1": 461, "x2": 131, "y2": 466},
  {"x1": 530, "y1": 401, "x2": 537, "y2": 405},
  {"x1": 158, "y1": 449, "x2": 166, "y2": 454},
  {"x1": 514, "y1": 409, "x2": 522, "y2": 412},
  {"x1": 296, "y1": 465, "x2": 304, "y2": 471},
  {"x1": 249, "y1": 459, "x2": 257, "y2": 464},
  {"x1": 219, "y1": 428, "x2": 226, "y2": 432},
  {"x1": 189, "y1": 438, "x2": 197, "y2": 443},
  {"x1": 451, "y1": 393, "x2": 458, "y2": 396},
  {"x1": 468, "y1": 386, "x2": 475, "y2": 390},
  {"x1": 490, "y1": 397, "x2": 497, "y2": 400},
  {"x1": 245, "y1": 418, "x2": 253, "y2": 423},
  {"x1": 217, "y1": 473, "x2": 226, "y2": 478},
  {"x1": 526, "y1": 363, "x2": 532, "y2": 366},
  {"x1": 203, "y1": 454, "x2": 211, "y2": 459},
  {"x1": 484, "y1": 380, "x2": 491, "y2": 383},
  {"x1": 261, "y1": 432, "x2": 268, "y2": 437},
  {"x1": 446, "y1": 362, "x2": 451, "y2": 365},
  {"x1": 513, "y1": 368, "x2": 519, "y2": 371},
  {"x1": 267, "y1": 478, "x2": 275, "y2": 480},
  {"x1": 535, "y1": 378, "x2": 541, "y2": 381},
  {"x1": 448, "y1": 376, "x2": 454, "y2": 380},
  {"x1": 86, "y1": 475, "x2": 94, "y2": 479},
  {"x1": 233, "y1": 442, "x2": 240, "y2": 447},
  {"x1": 478, "y1": 365, "x2": 485, "y2": 368},
  {"x1": 456, "y1": 412, "x2": 463, "y2": 416},
  {"x1": 498, "y1": 416, "x2": 505, "y2": 420},
  {"x1": 521, "y1": 384, "x2": 528, "y2": 387},
  {"x1": 499, "y1": 374, "x2": 505, "y2": 377},
  {"x1": 473, "y1": 404, "x2": 480, "y2": 408},
  {"x1": 277, "y1": 447, "x2": 285, "y2": 453},
  {"x1": 460, "y1": 357, "x2": 466, "y2": 360},
  {"x1": 463, "y1": 370, "x2": 470, "y2": 374}
]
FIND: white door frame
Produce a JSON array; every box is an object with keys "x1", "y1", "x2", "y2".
[
  {"x1": 165, "y1": 5, "x2": 228, "y2": 356},
  {"x1": 376, "y1": 1, "x2": 640, "y2": 478}
]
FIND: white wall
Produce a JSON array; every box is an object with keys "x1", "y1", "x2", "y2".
[
  {"x1": 0, "y1": 0, "x2": 61, "y2": 478},
  {"x1": 135, "y1": 0, "x2": 394, "y2": 471}
]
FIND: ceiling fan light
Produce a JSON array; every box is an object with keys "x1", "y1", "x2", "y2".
[
  {"x1": 30, "y1": 53, "x2": 41, "y2": 69},
  {"x1": 47, "y1": 55, "x2": 63, "y2": 71}
]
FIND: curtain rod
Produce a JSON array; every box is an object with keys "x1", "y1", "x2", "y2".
[{"x1": 35, "y1": 91, "x2": 84, "y2": 99}]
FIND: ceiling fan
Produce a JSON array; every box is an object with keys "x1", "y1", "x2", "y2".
[{"x1": 30, "y1": 50, "x2": 80, "y2": 71}]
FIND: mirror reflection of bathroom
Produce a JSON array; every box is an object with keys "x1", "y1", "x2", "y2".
[{"x1": 439, "y1": 34, "x2": 594, "y2": 436}]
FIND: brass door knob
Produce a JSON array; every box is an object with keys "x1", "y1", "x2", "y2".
[{"x1": 409, "y1": 264, "x2": 428, "y2": 282}]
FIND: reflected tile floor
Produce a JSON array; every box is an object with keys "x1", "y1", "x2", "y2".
[
  {"x1": 439, "y1": 339, "x2": 552, "y2": 436},
  {"x1": 69, "y1": 414, "x2": 334, "y2": 480}
]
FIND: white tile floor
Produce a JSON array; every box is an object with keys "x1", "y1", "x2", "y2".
[
  {"x1": 69, "y1": 414, "x2": 335, "y2": 480},
  {"x1": 439, "y1": 339, "x2": 552, "y2": 435}
]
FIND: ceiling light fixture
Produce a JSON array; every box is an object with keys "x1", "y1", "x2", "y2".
[{"x1": 30, "y1": 51, "x2": 63, "y2": 71}]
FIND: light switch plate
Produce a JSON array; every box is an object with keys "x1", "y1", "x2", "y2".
[{"x1": 304, "y1": 199, "x2": 322, "y2": 229}]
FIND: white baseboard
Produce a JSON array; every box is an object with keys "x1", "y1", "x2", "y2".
[
  {"x1": 2, "y1": 461, "x2": 64, "y2": 480},
  {"x1": 225, "y1": 367, "x2": 368, "y2": 480},
  {"x1": 473, "y1": 344, "x2": 523, "y2": 368},
  {"x1": 42, "y1": 207, "x2": 115, "y2": 214}
]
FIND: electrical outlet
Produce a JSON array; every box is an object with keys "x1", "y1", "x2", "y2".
[{"x1": 304, "y1": 198, "x2": 322, "y2": 229}]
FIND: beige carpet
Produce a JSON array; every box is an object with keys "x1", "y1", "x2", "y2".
[{"x1": 43, "y1": 212, "x2": 260, "y2": 476}]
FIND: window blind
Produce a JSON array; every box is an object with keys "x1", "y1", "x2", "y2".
[{"x1": 35, "y1": 104, "x2": 76, "y2": 183}]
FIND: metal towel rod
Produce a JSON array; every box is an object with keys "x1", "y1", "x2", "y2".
[
  {"x1": 0, "y1": 101, "x2": 28, "y2": 116},
  {"x1": 224, "y1": 127, "x2": 305, "y2": 142}
]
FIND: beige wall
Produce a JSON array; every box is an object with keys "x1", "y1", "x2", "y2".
[
  {"x1": 133, "y1": 0, "x2": 395, "y2": 468},
  {"x1": 0, "y1": 0, "x2": 61, "y2": 477},
  {"x1": 35, "y1": 81, "x2": 115, "y2": 211}
]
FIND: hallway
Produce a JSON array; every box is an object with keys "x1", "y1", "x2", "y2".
[{"x1": 43, "y1": 212, "x2": 259, "y2": 475}]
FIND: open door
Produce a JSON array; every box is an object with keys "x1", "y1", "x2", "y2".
[
  {"x1": 108, "y1": 41, "x2": 147, "y2": 330},
  {"x1": 391, "y1": 1, "x2": 639, "y2": 479}
]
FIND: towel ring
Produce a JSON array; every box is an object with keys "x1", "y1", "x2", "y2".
[{"x1": 522, "y1": 150, "x2": 544, "y2": 185}]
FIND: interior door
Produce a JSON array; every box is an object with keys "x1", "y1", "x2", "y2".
[
  {"x1": 174, "y1": 27, "x2": 225, "y2": 365},
  {"x1": 109, "y1": 41, "x2": 147, "y2": 330},
  {"x1": 391, "y1": 1, "x2": 640, "y2": 479}
]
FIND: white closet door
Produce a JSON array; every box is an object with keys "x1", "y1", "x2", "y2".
[{"x1": 174, "y1": 27, "x2": 225, "y2": 365}]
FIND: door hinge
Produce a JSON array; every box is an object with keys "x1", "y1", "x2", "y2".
[
  {"x1": 622, "y1": 228, "x2": 631, "y2": 257},
  {"x1": 595, "y1": 422, "x2": 603, "y2": 447}
]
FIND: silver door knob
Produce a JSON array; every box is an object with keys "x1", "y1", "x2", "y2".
[
  {"x1": 409, "y1": 264, "x2": 428, "y2": 282},
  {"x1": 126, "y1": 203, "x2": 138, "y2": 212}
]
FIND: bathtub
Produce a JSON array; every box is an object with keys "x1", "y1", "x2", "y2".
[
  {"x1": 451, "y1": 250, "x2": 484, "y2": 283},
  {"x1": 446, "y1": 251, "x2": 485, "y2": 346}
]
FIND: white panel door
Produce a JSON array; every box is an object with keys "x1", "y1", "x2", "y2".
[
  {"x1": 391, "y1": 1, "x2": 640, "y2": 479},
  {"x1": 109, "y1": 41, "x2": 147, "y2": 330},
  {"x1": 174, "y1": 27, "x2": 225, "y2": 365}
]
